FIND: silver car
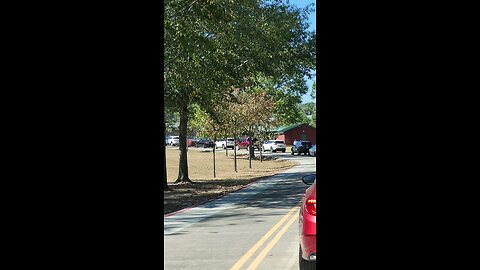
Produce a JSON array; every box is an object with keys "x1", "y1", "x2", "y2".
[{"x1": 167, "y1": 136, "x2": 180, "y2": 146}]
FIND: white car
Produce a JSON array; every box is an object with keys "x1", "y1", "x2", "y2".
[
  {"x1": 262, "y1": 140, "x2": 286, "y2": 152},
  {"x1": 215, "y1": 138, "x2": 235, "y2": 149},
  {"x1": 167, "y1": 136, "x2": 180, "y2": 146}
]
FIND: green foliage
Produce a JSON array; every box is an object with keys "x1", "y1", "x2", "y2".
[
  {"x1": 247, "y1": 74, "x2": 309, "y2": 126},
  {"x1": 164, "y1": 0, "x2": 316, "y2": 181},
  {"x1": 164, "y1": 111, "x2": 179, "y2": 133},
  {"x1": 312, "y1": 107, "x2": 316, "y2": 127},
  {"x1": 299, "y1": 102, "x2": 315, "y2": 126},
  {"x1": 301, "y1": 102, "x2": 315, "y2": 116},
  {"x1": 310, "y1": 80, "x2": 316, "y2": 99},
  {"x1": 165, "y1": 0, "x2": 316, "y2": 112}
]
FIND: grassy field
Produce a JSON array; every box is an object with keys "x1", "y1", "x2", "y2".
[
  {"x1": 164, "y1": 147, "x2": 297, "y2": 214},
  {"x1": 166, "y1": 147, "x2": 295, "y2": 182}
]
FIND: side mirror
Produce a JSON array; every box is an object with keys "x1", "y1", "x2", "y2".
[{"x1": 302, "y1": 174, "x2": 316, "y2": 185}]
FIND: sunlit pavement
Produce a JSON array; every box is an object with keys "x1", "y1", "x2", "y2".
[{"x1": 164, "y1": 152, "x2": 316, "y2": 270}]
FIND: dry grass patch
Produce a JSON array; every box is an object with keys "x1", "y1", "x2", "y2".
[
  {"x1": 165, "y1": 148, "x2": 295, "y2": 182},
  {"x1": 164, "y1": 147, "x2": 297, "y2": 214}
]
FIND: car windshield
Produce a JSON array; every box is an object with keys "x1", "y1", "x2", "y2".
[{"x1": 275, "y1": 141, "x2": 284, "y2": 144}]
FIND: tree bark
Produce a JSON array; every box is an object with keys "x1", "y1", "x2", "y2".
[
  {"x1": 225, "y1": 136, "x2": 228, "y2": 156},
  {"x1": 248, "y1": 133, "x2": 252, "y2": 168},
  {"x1": 248, "y1": 128, "x2": 255, "y2": 159},
  {"x1": 248, "y1": 129, "x2": 255, "y2": 159},
  {"x1": 213, "y1": 135, "x2": 216, "y2": 178},
  {"x1": 234, "y1": 134, "x2": 237, "y2": 172},
  {"x1": 175, "y1": 103, "x2": 192, "y2": 183},
  {"x1": 260, "y1": 142, "x2": 263, "y2": 162},
  {"x1": 164, "y1": 158, "x2": 171, "y2": 190},
  {"x1": 248, "y1": 143, "x2": 252, "y2": 168},
  {"x1": 249, "y1": 144, "x2": 255, "y2": 158},
  {"x1": 164, "y1": 122, "x2": 171, "y2": 191}
]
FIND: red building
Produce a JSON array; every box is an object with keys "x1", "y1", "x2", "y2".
[{"x1": 274, "y1": 123, "x2": 316, "y2": 146}]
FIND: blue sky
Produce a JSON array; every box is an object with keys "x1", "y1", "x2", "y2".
[{"x1": 291, "y1": 0, "x2": 316, "y2": 104}]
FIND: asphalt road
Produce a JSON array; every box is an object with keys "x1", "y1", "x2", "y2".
[{"x1": 164, "y1": 152, "x2": 316, "y2": 270}]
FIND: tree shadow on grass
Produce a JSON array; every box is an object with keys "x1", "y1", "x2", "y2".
[{"x1": 164, "y1": 177, "x2": 268, "y2": 214}]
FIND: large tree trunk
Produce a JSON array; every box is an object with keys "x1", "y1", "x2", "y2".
[
  {"x1": 164, "y1": 157, "x2": 171, "y2": 190},
  {"x1": 249, "y1": 144, "x2": 255, "y2": 158},
  {"x1": 164, "y1": 123, "x2": 171, "y2": 191},
  {"x1": 259, "y1": 142, "x2": 263, "y2": 162},
  {"x1": 175, "y1": 103, "x2": 192, "y2": 183},
  {"x1": 249, "y1": 130, "x2": 255, "y2": 159}
]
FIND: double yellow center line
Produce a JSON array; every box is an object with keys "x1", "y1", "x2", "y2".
[{"x1": 229, "y1": 205, "x2": 300, "y2": 270}]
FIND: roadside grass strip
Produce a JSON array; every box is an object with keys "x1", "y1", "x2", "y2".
[{"x1": 229, "y1": 205, "x2": 299, "y2": 270}]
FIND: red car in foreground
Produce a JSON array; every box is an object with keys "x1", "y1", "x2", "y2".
[{"x1": 299, "y1": 174, "x2": 316, "y2": 269}]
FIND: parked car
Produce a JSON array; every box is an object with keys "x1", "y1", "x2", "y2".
[
  {"x1": 187, "y1": 138, "x2": 197, "y2": 147},
  {"x1": 308, "y1": 145, "x2": 316, "y2": 157},
  {"x1": 214, "y1": 138, "x2": 235, "y2": 149},
  {"x1": 167, "y1": 136, "x2": 180, "y2": 146},
  {"x1": 299, "y1": 174, "x2": 316, "y2": 270},
  {"x1": 235, "y1": 137, "x2": 248, "y2": 150},
  {"x1": 195, "y1": 138, "x2": 214, "y2": 148},
  {"x1": 291, "y1": 140, "x2": 313, "y2": 155},
  {"x1": 262, "y1": 140, "x2": 286, "y2": 152},
  {"x1": 235, "y1": 137, "x2": 260, "y2": 151}
]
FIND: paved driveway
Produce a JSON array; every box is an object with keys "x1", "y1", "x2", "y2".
[{"x1": 164, "y1": 153, "x2": 316, "y2": 270}]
